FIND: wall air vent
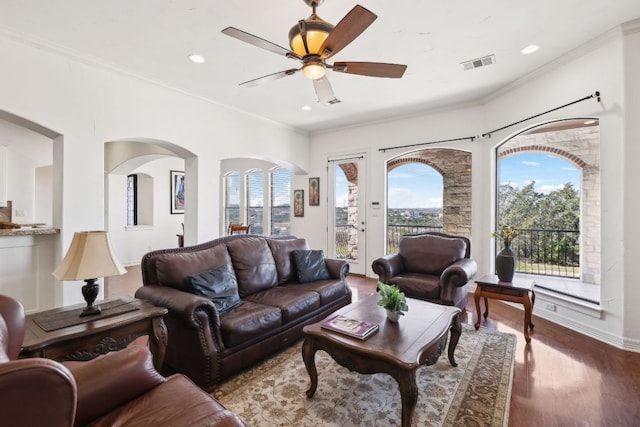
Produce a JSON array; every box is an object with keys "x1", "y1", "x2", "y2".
[{"x1": 461, "y1": 54, "x2": 496, "y2": 71}]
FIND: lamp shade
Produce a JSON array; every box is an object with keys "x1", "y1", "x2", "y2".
[{"x1": 53, "y1": 231, "x2": 126, "y2": 281}]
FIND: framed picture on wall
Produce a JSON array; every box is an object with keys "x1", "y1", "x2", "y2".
[
  {"x1": 170, "y1": 170, "x2": 185, "y2": 214},
  {"x1": 294, "y1": 189, "x2": 304, "y2": 217},
  {"x1": 309, "y1": 177, "x2": 320, "y2": 206}
]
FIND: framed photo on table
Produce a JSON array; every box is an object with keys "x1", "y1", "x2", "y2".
[
  {"x1": 309, "y1": 177, "x2": 320, "y2": 206},
  {"x1": 294, "y1": 189, "x2": 304, "y2": 217},
  {"x1": 170, "y1": 170, "x2": 185, "y2": 214}
]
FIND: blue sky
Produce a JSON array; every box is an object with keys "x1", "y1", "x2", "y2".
[{"x1": 385, "y1": 154, "x2": 580, "y2": 209}]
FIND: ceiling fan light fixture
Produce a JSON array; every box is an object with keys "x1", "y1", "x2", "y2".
[
  {"x1": 302, "y1": 62, "x2": 326, "y2": 80},
  {"x1": 289, "y1": 15, "x2": 333, "y2": 57}
]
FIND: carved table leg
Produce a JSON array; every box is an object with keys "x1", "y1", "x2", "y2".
[
  {"x1": 302, "y1": 337, "x2": 318, "y2": 398},
  {"x1": 530, "y1": 289, "x2": 536, "y2": 329},
  {"x1": 398, "y1": 369, "x2": 418, "y2": 427},
  {"x1": 448, "y1": 313, "x2": 461, "y2": 367},
  {"x1": 474, "y1": 286, "x2": 482, "y2": 330},
  {"x1": 150, "y1": 317, "x2": 168, "y2": 370},
  {"x1": 522, "y1": 292, "x2": 533, "y2": 344}
]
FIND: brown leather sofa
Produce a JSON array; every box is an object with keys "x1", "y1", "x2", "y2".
[
  {"x1": 0, "y1": 295, "x2": 245, "y2": 427},
  {"x1": 372, "y1": 232, "x2": 477, "y2": 310},
  {"x1": 135, "y1": 234, "x2": 351, "y2": 390}
]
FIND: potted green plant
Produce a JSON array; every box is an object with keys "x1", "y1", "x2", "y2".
[{"x1": 377, "y1": 281, "x2": 409, "y2": 322}]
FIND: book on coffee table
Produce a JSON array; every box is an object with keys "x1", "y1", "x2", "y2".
[{"x1": 321, "y1": 315, "x2": 379, "y2": 340}]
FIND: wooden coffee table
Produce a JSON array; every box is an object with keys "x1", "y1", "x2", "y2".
[
  {"x1": 20, "y1": 296, "x2": 168, "y2": 369},
  {"x1": 474, "y1": 274, "x2": 536, "y2": 343},
  {"x1": 302, "y1": 294, "x2": 461, "y2": 427}
]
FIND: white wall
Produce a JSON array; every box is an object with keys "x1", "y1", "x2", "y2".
[
  {"x1": 301, "y1": 23, "x2": 640, "y2": 350},
  {"x1": 6, "y1": 149, "x2": 36, "y2": 223},
  {"x1": 0, "y1": 33, "x2": 308, "y2": 307}
]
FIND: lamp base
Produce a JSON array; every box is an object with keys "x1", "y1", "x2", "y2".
[
  {"x1": 80, "y1": 304, "x2": 102, "y2": 317},
  {"x1": 80, "y1": 278, "x2": 102, "y2": 317}
]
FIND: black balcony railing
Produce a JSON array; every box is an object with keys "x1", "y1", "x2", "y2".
[
  {"x1": 385, "y1": 225, "x2": 580, "y2": 279},
  {"x1": 509, "y1": 228, "x2": 580, "y2": 278}
]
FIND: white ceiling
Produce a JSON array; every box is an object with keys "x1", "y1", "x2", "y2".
[{"x1": 1, "y1": 1, "x2": 639, "y2": 133}]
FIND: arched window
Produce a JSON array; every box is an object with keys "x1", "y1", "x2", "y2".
[
  {"x1": 224, "y1": 172, "x2": 240, "y2": 232},
  {"x1": 386, "y1": 161, "x2": 445, "y2": 254},
  {"x1": 246, "y1": 168, "x2": 264, "y2": 235},
  {"x1": 385, "y1": 149, "x2": 472, "y2": 254},
  {"x1": 270, "y1": 167, "x2": 291, "y2": 236},
  {"x1": 496, "y1": 119, "x2": 600, "y2": 303}
]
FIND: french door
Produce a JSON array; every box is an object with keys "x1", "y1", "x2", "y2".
[{"x1": 328, "y1": 154, "x2": 366, "y2": 275}]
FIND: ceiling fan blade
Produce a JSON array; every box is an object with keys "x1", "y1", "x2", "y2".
[
  {"x1": 332, "y1": 62, "x2": 407, "y2": 78},
  {"x1": 318, "y1": 5, "x2": 377, "y2": 59},
  {"x1": 240, "y1": 69, "x2": 299, "y2": 88},
  {"x1": 313, "y1": 76, "x2": 341, "y2": 104},
  {"x1": 222, "y1": 27, "x2": 301, "y2": 60}
]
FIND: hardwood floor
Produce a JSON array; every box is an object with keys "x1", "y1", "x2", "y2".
[{"x1": 106, "y1": 270, "x2": 640, "y2": 426}]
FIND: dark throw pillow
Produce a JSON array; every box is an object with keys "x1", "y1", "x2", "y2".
[
  {"x1": 293, "y1": 249, "x2": 331, "y2": 283},
  {"x1": 184, "y1": 265, "x2": 241, "y2": 313}
]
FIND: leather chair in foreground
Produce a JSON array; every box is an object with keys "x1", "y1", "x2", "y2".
[
  {"x1": 0, "y1": 295, "x2": 245, "y2": 427},
  {"x1": 372, "y1": 232, "x2": 477, "y2": 310}
]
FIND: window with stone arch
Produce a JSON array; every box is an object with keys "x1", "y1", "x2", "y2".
[
  {"x1": 496, "y1": 119, "x2": 600, "y2": 303},
  {"x1": 386, "y1": 149, "x2": 472, "y2": 254}
]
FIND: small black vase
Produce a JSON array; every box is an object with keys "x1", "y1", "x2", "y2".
[{"x1": 496, "y1": 244, "x2": 516, "y2": 282}]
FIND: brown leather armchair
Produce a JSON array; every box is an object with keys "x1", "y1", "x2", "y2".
[
  {"x1": 372, "y1": 232, "x2": 477, "y2": 310},
  {"x1": 0, "y1": 295, "x2": 245, "y2": 427}
]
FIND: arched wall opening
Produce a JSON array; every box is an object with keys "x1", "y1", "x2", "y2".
[
  {"x1": 0, "y1": 109, "x2": 63, "y2": 312},
  {"x1": 104, "y1": 139, "x2": 195, "y2": 266}
]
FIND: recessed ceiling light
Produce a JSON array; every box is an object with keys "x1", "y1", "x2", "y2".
[
  {"x1": 188, "y1": 54, "x2": 206, "y2": 64},
  {"x1": 521, "y1": 44, "x2": 540, "y2": 55},
  {"x1": 301, "y1": 105, "x2": 311, "y2": 111}
]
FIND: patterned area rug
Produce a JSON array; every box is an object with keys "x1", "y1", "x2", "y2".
[{"x1": 214, "y1": 324, "x2": 516, "y2": 426}]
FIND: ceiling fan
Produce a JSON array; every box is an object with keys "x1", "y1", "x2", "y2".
[{"x1": 221, "y1": 0, "x2": 407, "y2": 104}]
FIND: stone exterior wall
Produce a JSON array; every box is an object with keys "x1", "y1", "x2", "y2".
[
  {"x1": 388, "y1": 148, "x2": 472, "y2": 238},
  {"x1": 498, "y1": 126, "x2": 601, "y2": 284}
]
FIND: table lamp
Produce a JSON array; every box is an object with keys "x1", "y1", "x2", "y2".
[{"x1": 53, "y1": 230, "x2": 126, "y2": 317}]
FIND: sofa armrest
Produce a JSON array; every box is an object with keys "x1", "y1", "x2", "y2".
[
  {"x1": 68, "y1": 345, "x2": 166, "y2": 427},
  {"x1": 371, "y1": 253, "x2": 405, "y2": 283},
  {"x1": 0, "y1": 358, "x2": 77, "y2": 426},
  {"x1": 135, "y1": 285, "x2": 220, "y2": 330},
  {"x1": 325, "y1": 258, "x2": 349, "y2": 280},
  {"x1": 440, "y1": 258, "x2": 477, "y2": 289}
]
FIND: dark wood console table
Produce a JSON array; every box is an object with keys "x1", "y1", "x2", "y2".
[{"x1": 20, "y1": 296, "x2": 168, "y2": 369}]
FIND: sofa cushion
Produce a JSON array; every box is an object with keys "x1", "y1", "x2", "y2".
[
  {"x1": 399, "y1": 234, "x2": 466, "y2": 275},
  {"x1": 245, "y1": 286, "x2": 321, "y2": 323},
  {"x1": 226, "y1": 237, "x2": 278, "y2": 297},
  {"x1": 388, "y1": 273, "x2": 441, "y2": 300},
  {"x1": 184, "y1": 265, "x2": 241, "y2": 314},
  {"x1": 219, "y1": 301, "x2": 282, "y2": 348},
  {"x1": 292, "y1": 250, "x2": 330, "y2": 283},
  {"x1": 267, "y1": 238, "x2": 310, "y2": 284},
  {"x1": 155, "y1": 245, "x2": 231, "y2": 291},
  {"x1": 294, "y1": 280, "x2": 349, "y2": 305}
]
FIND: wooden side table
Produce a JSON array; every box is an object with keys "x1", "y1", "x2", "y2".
[
  {"x1": 474, "y1": 274, "x2": 536, "y2": 343},
  {"x1": 20, "y1": 296, "x2": 168, "y2": 369}
]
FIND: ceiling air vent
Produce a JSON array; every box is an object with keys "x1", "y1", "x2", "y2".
[{"x1": 461, "y1": 54, "x2": 496, "y2": 71}]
